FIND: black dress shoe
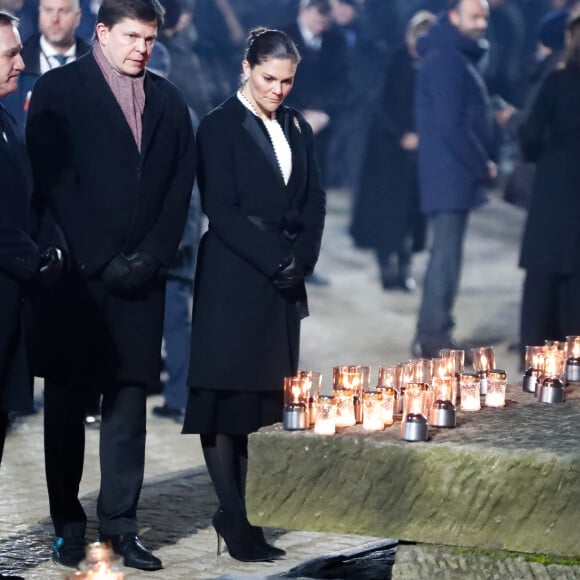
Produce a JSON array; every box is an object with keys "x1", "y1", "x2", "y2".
[
  {"x1": 52, "y1": 536, "x2": 87, "y2": 568},
  {"x1": 101, "y1": 534, "x2": 162, "y2": 571},
  {"x1": 0, "y1": 574, "x2": 24, "y2": 579}
]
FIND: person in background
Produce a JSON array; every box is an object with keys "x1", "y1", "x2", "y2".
[
  {"x1": 518, "y1": 16, "x2": 580, "y2": 352},
  {"x1": 146, "y1": 40, "x2": 202, "y2": 423},
  {"x1": 283, "y1": 0, "x2": 351, "y2": 188},
  {"x1": 184, "y1": 28, "x2": 325, "y2": 562},
  {"x1": 501, "y1": 9, "x2": 567, "y2": 209},
  {"x1": 26, "y1": 0, "x2": 195, "y2": 569},
  {"x1": 411, "y1": 0, "x2": 497, "y2": 358},
  {"x1": 3, "y1": 0, "x2": 89, "y2": 133},
  {"x1": 351, "y1": 10, "x2": 435, "y2": 292}
]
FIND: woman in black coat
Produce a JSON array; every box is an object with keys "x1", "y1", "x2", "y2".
[
  {"x1": 518, "y1": 16, "x2": 580, "y2": 350},
  {"x1": 350, "y1": 11, "x2": 434, "y2": 291},
  {"x1": 184, "y1": 28, "x2": 325, "y2": 561}
]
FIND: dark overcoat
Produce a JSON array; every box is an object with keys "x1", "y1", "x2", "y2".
[
  {"x1": 0, "y1": 105, "x2": 40, "y2": 411},
  {"x1": 415, "y1": 14, "x2": 496, "y2": 215},
  {"x1": 25, "y1": 52, "x2": 196, "y2": 385},
  {"x1": 188, "y1": 97, "x2": 326, "y2": 392},
  {"x1": 350, "y1": 46, "x2": 425, "y2": 254},
  {"x1": 519, "y1": 68, "x2": 580, "y2": 275}
]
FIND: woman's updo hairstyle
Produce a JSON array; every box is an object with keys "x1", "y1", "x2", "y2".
[{"x1": 244, "y1": 27, "x2": 301, "y2": 68}]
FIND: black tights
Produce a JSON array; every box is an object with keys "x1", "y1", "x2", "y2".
[{"x1": 201, "y1": 433, "x2": 248, "y2": 516}]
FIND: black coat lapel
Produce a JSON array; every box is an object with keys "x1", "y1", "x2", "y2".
[
  {"x1": 241, "y1": 108, "x2": 285, "y2": 187},
  {"x1": 141, "y1": 73, "x2": 166, "y2": 159}
]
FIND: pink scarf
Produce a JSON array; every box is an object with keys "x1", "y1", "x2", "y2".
[{"x1": 93, "y1": 42, "x2": 145, "y2": 151}]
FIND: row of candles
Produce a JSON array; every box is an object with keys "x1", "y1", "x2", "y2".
[
  {"x1": 283, "y1": 336, "x2": 580, "y2": 442},
  {"x1": 522, "y1": 335, "x2": 580, "y2": 403},
  {"x1": 283, "y1": 346, "x2": 508, "y2": 442}
]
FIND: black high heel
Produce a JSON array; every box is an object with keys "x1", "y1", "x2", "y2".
[
  {"x1": 251, "y1": 525, "x2": 286, "y2": 558},
  {"x1": 212, "y1": 509, "x2": 275, "y2": 562}
]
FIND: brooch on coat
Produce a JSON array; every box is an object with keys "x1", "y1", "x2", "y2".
[{"x1": 293, "y1": 115, "x2": 302, "y2": 134}]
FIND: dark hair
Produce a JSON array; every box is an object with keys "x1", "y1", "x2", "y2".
[
  {"x1": 300, "y1": 0, "x2": 331, "y2": 15},
  {"x1": 565, "y1": 16, "x2": 580, "y2": 70},
  {"x1": 245, "y1": 28, "x2": 301, "y2": 68},
  {"x1": 0, "y1": 10, "x2": 19, "y2": 27},
  {"x1": 97, "y1": 0, "x2": 165, "y2": 29}
]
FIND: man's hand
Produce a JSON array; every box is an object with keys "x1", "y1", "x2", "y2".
[
  {"x1": 302, "y1": 110, "x2": 330, "y2": 134},
  {"x1": 400, "y1": 132, "x2": 419, "y2": 151},
  {"x1": 272, "y1": 256, "x2": 305, "y2": 290},
  {"x1": 487, "y1": 160, "x2": 498, "y2": 181}
]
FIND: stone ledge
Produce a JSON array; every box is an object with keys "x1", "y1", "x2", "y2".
[{"x1": 247, "y1": 385, "x2": 580, "y2": 557}]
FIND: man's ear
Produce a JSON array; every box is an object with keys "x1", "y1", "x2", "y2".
[{"x1": 448, "y1": 9, "x2": 460, "y2": 27}]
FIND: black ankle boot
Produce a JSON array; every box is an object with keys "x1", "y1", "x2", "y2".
[
  {"x1": 212, "y1": 509, "x2": 275, "y2": 562},
  {"x1": 251, "y1": 525, "x2": 286, "y2": 558}
]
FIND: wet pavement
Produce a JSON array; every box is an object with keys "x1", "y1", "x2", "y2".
[{"x1": 0, "y1": 189, "x2": 531, "y2": 578}]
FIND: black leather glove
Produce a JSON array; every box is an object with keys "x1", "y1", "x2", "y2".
[
  {"x1": 101, "y1": 253, "x2": 132, "y2": 292},
  {"x1": 37, "y1": 246, "x2": 64, "y2": 286},
  {"x1": 102, "y1": 252, "x2": 160, "y2": 294},
  {"x1": 272, "y1": 256, "x2": 305, "y2": 290},
  {"x1": 125, "y1": 252, "x2": 160, "y2": 288}
]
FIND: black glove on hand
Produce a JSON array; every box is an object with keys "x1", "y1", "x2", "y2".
[
  {"x1": 102, "y1": 252, "x2": 160, "y2": 294},
  {"x1": 273, "y1": 256, "x2": 305, "y2": 290},
  {"x1": 37, "y1": 246, "x2": 64, "y2": 286},
  {"x1": 101, "y1": 253, "x2": 132, "y2": 291},
  {"x1": 125, "y1": 252, "x2": 160, "y2": 289}
]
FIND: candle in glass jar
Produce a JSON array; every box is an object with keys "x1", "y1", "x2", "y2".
[
  {"x1": 333, "y1": 389, "x2": 356, "y2": 427},
  {"x1": 362, "y1": 390, "x2": 384, "y2": 431},
  {"x1": 313, "y1": 395, "x2": 336, "y2": 435},
  {"x1": 485, "y1": 370, "x2": 507, "y2": 407},
  {"x1": 460, "y1": 372, "x2": 481, "y2": 411}
]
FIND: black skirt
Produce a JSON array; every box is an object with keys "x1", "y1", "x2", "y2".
[{"x1": 182, "y1": 388, "x2": 283, "y2": 435}]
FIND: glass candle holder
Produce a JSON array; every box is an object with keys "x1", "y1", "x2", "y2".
[
  {"x1": 459, "y1": 372, "x2": 481, "y2": 411},
  {"x1": 299, "y1": 370, "x2": 322, "y2": 426},
  {"x1": 471, "y1": 346, "x2": 496, "y2": 373},
  {"x1": 332, "y1": 388, "x2": 356, "y2": 427},
  {"x1": 377, "y1": 365, "x2": 397, "y2": 389},
  {"x1": 472, "y1": 346, "x2": 495, "y2": 396},
  {"x1": 313, "y1": 395, "x2": 336, "y2": 435},
  {"x1": 522, "y1": 345, "x2": 545, "y2": 394},
  {"x1": 401, "y1": 382, "x2": 428, "y2": 442},
  {"x1": 566, "y1": 336, "x2": 580, "y2": 382},
  {"x1": 75, "y1": 542, "x2": 123, "y2": 579},
  {"x1": 440, "y1": 348, "x2": 465, "y2": 373},
  {"x1": 377, "y1": 386, "x2": 395, "y2": 425},
  {"x1": 485, "y1": 369, "x2": 507, "y2": 407},
  {"x1": 362, "y1": 390, "x2": 385, "y2": 431},
  {"x1": 283, "y1": 376, "x2": 307, "y2": 430},
  {"x1": 432, "y1": 375, "x2": 454, "y2": 403},
  {"x1": 413, "y1": 359, "x2": 433, "y2": 384}
]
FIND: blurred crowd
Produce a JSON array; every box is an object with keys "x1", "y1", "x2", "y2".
[{"x1": 1, "y1": 0, "x2": 577, "y2": 187}]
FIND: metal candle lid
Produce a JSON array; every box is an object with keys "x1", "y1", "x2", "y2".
[{"x1": 538, "y1": 378, "x2": 565, "y2": 404}]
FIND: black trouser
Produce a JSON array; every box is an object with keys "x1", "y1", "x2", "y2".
[
  {"x1": 44, "y1": 380, "x2": 147, "y2": 538},
  {"x1": 520, "y1": 269, "x2": 580, "y2": 350}
]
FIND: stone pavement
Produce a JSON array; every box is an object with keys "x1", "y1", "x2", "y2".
[{"x1": 2, "y1": 190, "x2": 578, "y2": 579}]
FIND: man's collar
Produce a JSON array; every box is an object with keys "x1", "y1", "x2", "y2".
[{"x1": 39, "y1": 35, "x2": 76, "y2": 58}]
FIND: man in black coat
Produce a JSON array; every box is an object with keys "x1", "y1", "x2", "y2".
[
  {"x1": 0, "y1": 11, "x2": 63, "y2": 464},
  {"x1": 26, "y1": 0, "x2": 195, "y2": 570},
  {"x1": 3, "y1": 0, "x2": 90, "y2": 132},
  {"x1": 283, "y1": 0, "x2": 352, "y2": 187}
]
